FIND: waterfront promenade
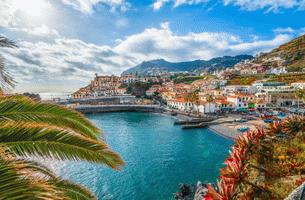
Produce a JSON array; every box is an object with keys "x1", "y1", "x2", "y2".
[
  {"x1": 73, "y1": 104, "x2": 266, "y2": 140},
  {"x1": 75, "y1": 104, "x2": 164, "y2": 114}
]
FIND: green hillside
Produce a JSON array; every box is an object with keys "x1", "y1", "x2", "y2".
[{"x1": 256, "y1": 34, "x2": 305, "y2": 72}]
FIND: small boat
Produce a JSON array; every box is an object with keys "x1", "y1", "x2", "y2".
[
  {"x1": 237, "y1": 126, "x2": 249, "y2": 132},
  {"x1": 264, "y1": 118, "x2": 273, "y2": 123}
]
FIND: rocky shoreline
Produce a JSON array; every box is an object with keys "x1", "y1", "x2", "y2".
[{"x1": 174, "y1": 182, "x2": 216, "y2": 200}]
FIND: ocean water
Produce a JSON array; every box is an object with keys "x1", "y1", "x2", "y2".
[{"x1": 54, "y1": 112, "x2": 232, "y2": 200}]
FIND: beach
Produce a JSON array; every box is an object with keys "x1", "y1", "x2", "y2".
[{"x1": 209, "y1": 114, "x2": 267, "y2": 140}]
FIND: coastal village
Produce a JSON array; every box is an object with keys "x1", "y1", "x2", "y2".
[
  {"x1": 1, "y1": 1, "x2": 305, "y2": 199},
  {"x1": 55, "y1": 34, "x2": 305, "y2": 200},
  {"x1": 65, "y1": 55, "x2": 305, "y2": 140},
  {"x1": 70, "y1": 59, "x2": 305, "y2": 116}
]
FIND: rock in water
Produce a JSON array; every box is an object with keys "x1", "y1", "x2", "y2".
[
  {"x1": 174, "y1": 184, "x2": 195, "y2": 200},
  {"x1": 285, "y1": 182, "x2": 305, "y2": 200}
]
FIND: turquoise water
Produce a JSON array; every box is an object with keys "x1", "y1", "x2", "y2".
[{"x1": 55, "y1": 112, "x2": 232, "y2": 200}]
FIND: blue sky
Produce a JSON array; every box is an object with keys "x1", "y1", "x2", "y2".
[{"x1": 0, "y1": 0, "x2": 304, "y2": 93}]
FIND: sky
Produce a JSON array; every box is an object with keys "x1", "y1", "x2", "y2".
[{"x1": 0, "y1": 0, "x2": 304, "y2": 93}]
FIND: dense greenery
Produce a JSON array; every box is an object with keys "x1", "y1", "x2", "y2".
[
  {"x1": 122, "y1": 55, "x2": 253, "y2": 76},
  {"x1": 172, "y1": 75, "x2": 204, "y2": 84},
  {"x1": 227, "y1": 73, "x2": 305, "y2": 85},
  {"x1": 0, "y1": 36, "x2": 124, "y2": 199},
  {"x1": 256, "y1": 34, "x2": 305, "y2": 72},
  {"x1": 127, "y1": 82, "x2": 154, "y2": 97},
  {"x1": 209, "y1": 117, "x2": 305, "y2": 199}
]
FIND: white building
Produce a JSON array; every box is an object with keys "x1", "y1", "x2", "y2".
[
  {"x1": 291, "y1": 81, "x2": 305, "y2": 89},
  {"x1": 224, "y1": 85, "x2": 256, "y2": 94},
  {"x1": 227, "y1": 94, "x2": 255, "y2": 109}
]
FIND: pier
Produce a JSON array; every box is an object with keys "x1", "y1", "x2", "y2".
[{"x1": 75, "y1": 104, "x2": 164, "y2": 114}]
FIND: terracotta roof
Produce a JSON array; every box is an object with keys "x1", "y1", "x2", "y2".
[
  {"x1": 172, "y1": 98, "x2": 188, "y2": 103},
  {"x1": 215, "y1": 100, "x2": 230, "y2": 104},
  {"x1": 255, "y1": 99, "x2": 267, "y2": 104}
]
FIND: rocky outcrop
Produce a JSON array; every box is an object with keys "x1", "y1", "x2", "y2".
[
  {"x1": 174, "y1": 182, "x2": 212, "y2": 200},
  {"x1": 174, "y1": 184, "x2": 196, "y2": 200},
  {"x1": 285, "y1": 182, "x2": 305, "y2": 200},
  {"x1": 193, "y1": 183, "x2": 209, "y2": 200}
]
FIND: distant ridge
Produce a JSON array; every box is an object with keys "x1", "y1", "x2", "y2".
[{"x1": 121, "y1": 55, "x2": 254, "y2": 76}]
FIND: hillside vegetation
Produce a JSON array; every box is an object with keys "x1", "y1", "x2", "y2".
[
  {"x1": 256, "y1": 34, "x2": 305, "y2": 72},
  {"x1": 209, "y1": 117, "x2": 305, "y2": 200},
  {"x1": 122, "y1": 55, "x2": 253, "y2": 76},
  {"x1": 227, "y1": 73, "x2": 305, "y2": 85}
]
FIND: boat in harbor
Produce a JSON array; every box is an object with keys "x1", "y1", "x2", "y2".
[
  {"x1": 174, "y1": 117, "x2": 216, "y2": 125},
  {"x1": 237, "y1": 126, "x2": 249, "y2": 132}
]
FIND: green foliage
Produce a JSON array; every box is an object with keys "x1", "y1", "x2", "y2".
[
  {"x1": 127, "y1": 82, "x2": 152, "y2": 97},
  {"x1": 173, "y1": 75, "x2": 204, "y2": 84},
  {"x1": 258, "y1": 34, "x2": 305, "y2": 72},
  {"x1": 0, "y1": 96, "x2": 124, "y2": 199},
  {"x1": 227, "y1": 75, "x2": 258, "y2": 85},
  {"x1": 0, "y1": 36, "x2": 17, "y2": 91},
  {"x1": 215, "y1": 117, "x2": 305, "y2": 200},
  {"x1": 0, "y1": 36, "x2": 124, "y2": 199}
]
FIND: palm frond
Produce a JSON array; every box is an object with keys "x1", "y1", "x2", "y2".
[
  {"x1": 0, "y1": 36, "x2": 17, "y2": 92},
  {"x1": 0, "y1": 95, "x2": 100, "y2": 139},
  {"x1": 50, "y1": 180, "x2": 97, "y2": 200},
  {"x1": 0, "y1": 55, "x2": 16, "y2": 92},
  {"x1": 0, "y1": 121, "x2": 124, "y2": 169},
  {"x1": 0, "y1": 36, "x2": 17, "y2": 48},
  {"x1": 0, "y1": 157, "x2": 62, "y2": 200},
  {"x1": 0, "y1": 150, "x2": 96, "y2": 199}
]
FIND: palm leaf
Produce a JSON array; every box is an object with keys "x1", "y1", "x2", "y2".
[
  {"x1": 0, "y1": 36, "x2": 17, "y2": 92},
  {"x1": 0, "y1": 54, "x2": 15, "y2": 91},
  {"x1": 0, "y1": 36, "x2": 17, "y2": 48},
  {"x1": 0, "y1": 157, "x2": 62, "y2": 200},
  {"x1": 0, "y1": 150, "x2": 95, "y2": 200},
  {"x1": 50, "y1": 180, "x2": 97, "y2": 200},
  {"x1": 0, "y1": 121, "x2": 124, "y2": 169},
  {"x1": 0, "y1": 95, "x2": 100, "y2": 139}
]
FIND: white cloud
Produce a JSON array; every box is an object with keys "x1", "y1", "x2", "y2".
[
  {"x1": 0, "y1": 0, "x2": 53, "y2": 27},
  {"x1": 0, "y1": 0, "x2": 60, "y2": 38},
  {"x1": 223, "y1": 0, "x2": 305, "y2": 12},
  {"x1": 152, "y1": 0, "x2": 208, "y2": 10},
  {"x1": 273, "y1": 27, "x2": 295, "y2": 34},
  {"x1": 229, "y1": 34, "x2": 292, "y2": 55},
  {"x1": 152, "y1": 0, "x2": 305, "y2": 11},
  {"x1": 60, "y1": 0, "x2": 130, "y2": 14},
  {"x1": 114, "y1": 22, "x2": 290, "y2": 61},
  {"x1": 10, "y1": 24, "x2": 60, "y2": 37},
  {"x1": 152, "y1": 0, "x2": 169, "y2": 10},
  {"x1": 0, "y1": 23, "x2": 294, "y2": 93},
  {"x1": 173, "y1": 0, "x2": 209, "y2": 7}
]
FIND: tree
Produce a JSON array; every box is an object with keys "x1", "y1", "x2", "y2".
[
  {"x1": 0, "y1": 36, "x2": 16, "y2": 92},
  {"x1": 0, "y1": 36, "x2": 124, "y2": 199}
]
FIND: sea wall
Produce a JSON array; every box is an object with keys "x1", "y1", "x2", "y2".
[{"x1": 75, "y1": 104, "x2": 164, "y2": 114}]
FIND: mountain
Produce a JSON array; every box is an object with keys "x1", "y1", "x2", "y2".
[
  {"x1": 122, "y1": 55, "x2": 254, "y2": 76},
  {"x1": 255, "y1": 34, "x2": 305, "y2": 72}
]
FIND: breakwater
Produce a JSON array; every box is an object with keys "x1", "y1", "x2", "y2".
[{"x1": 75, "y1": 104, "x2": 164, "y2": 114}]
